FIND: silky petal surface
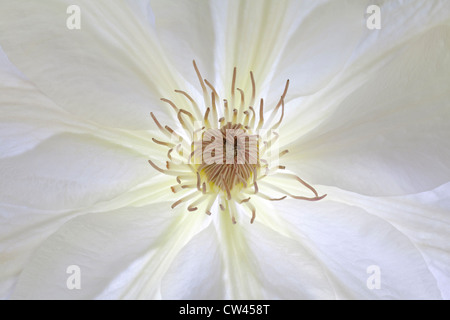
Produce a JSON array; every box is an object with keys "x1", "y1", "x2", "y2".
[
  {"x1": 210, "y1": 209, "x2": 335, "y2": 299},
  {"x1": 0, "y1": 46, "x2": 86, "y2": 159},
  {"x1": 323, "y1": 183, "x2": 450, "y2": 299},
  {"x1": 0, "y1": 133, "x2": 152, "y2": 211},
  {"x1": 275, "y1": 197, "x2": 442, "y2": 299},
  {"x1": 160, "y1": 223, "x2": 225, "y2": 299},
  {"x1": 283, "y1": 23, "x2": 450, "y2": 196},
  {"x1": 150, "y1": 0, "x2": 216, "y2": 93},
  {"x1": 0, "y1": 0, "x2": 190, "y2": 129},
  {"x1": 11, "y1": 203, "x2": 210, "y2": 299}
]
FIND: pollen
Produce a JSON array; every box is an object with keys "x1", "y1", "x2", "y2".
[
  {"x1": 197, "y1": 122, "x2": 259, "y2": 195},
  {"x1": 148, "y1": 61, "x2": 326, "y2": 224}
]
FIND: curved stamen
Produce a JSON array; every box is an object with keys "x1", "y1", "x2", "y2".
[
  {"x1": 210, "y1": 91, "x2": 218, "y2": 128},
  {"x1": 231, "y1": 67, "x2": 237, "y2": 110},
  {"x1": 266, "y1": 80, "x2": 289, "y2": 127},
  {"x1": 152, "y1": 138, "x2": 175, "y2": 148},
  {"x1": 259, "y1": 178, "x2": 326, "y2": 201},
  {"x1": 150, "y1": 112, "x2": 171, "y2": 138},
  {"x1": 171, "y1": 191, "x2": 199, "y2": 209},
  {"x1": 257, "y1": 99, "x2": 264, "y2": 130},
  {"x1": 193, "y1": 60, "x2": 209, "y2": 108},
  {"x1": 250, "y1": 71, "x2": 256, "y2": 108},
  {"x1": 148, "y1": 64, "x2": 325, "y2": 225},
  {"x1": 160, "y1": 98, "x2": 179, "y2": 113},
  {"x1": 175, "y1": 89, "x2": 202, "y2": 120},
  {"x1": 236, "y1": 88, "x2": 245, "y2": 122}
]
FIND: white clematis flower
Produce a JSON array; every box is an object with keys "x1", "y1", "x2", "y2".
[{"x1": 1, "y1": 0, "x2": 450, "y2": 300}]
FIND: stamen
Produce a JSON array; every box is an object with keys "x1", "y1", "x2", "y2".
[
  {"x1": 148, "y1": 160, "x2": 191, "y2": 177},
  {"x1": 279, "y1": 149, "x2": 289, "y2": 157},
  {"x1": 237, "y1": 88, "x2": 245, "y2": 120},
  {"x1": 232, "y1": 109, "x2": 238, "y2": 124},
  {"x1": 222, "y1": 175, "x2": 232, "y2": 200},
  {"x1": 253, "y1": 181, "x2": 259, "y2": 194},
  {"x1": 148, "y1": 160, "x2": 167, "y2": 174},
  {"x1": 248, "y1": 106, "x2": 256, "y2": 129},
  {"x1": 193, "y1": 60, "x2": 209, "y2": 108},
  {"x1": 236, "y1": 171, "x2": 248, "y2": 188},
  {"x1": 188, "y1": 193, "x2": 211, "y2": 212},
  {"x1": 204, "y1": 79, "x2": 220, "y2": 101},
  {"x1": 174, "y1": 89, "x2": 202, "y2": 120},
  {"x1": 171, "y1": 184, "x2": 194, "y2": 193},
  {"x1": 253, "y1": 192, "x2": 287, "y2": 201},
  {"x1": 249, "y1": 71, "x2": 256, "y2": 108},
  {"x1": 266, "y1": 80, "x2": 289, "y2": 127},
  {"x1": 152, "y1": 138, "x2": 175, "y2": 148},
  {"x1": 171, "y1": 191, "x2": 199, "y2": 209},
  {"x1": 223, "y1": 99, "x2": 230, "y2": 121},
  {"x1": 196, "y1": 172, "x2": 201, "y2": 191},
  {"x1": 202, "y1": 182, "x2": 207, "y2": 194},
  {"x1": 150, "y1": 112, "x2": 171, "y2": 137},
  {"x1": 148, "y1": 63, "x2": 325, "y2": 225},
  {"x1": 270, "y1": 98, "x2": 285, "y2": 131},
  {"x1": 243, "y1": 110, "x2": 250, "y2": 127},
  {"x1": 178, "y1": 109, "x2": 195, "y2": 123},
  {"x1": 257, "y1": 99, "x2": 264, "y2": 130},
  {"x1": 228, "y1": 200, "x2": 238, "y2": 224},
  {"x1": 240, "y1": 200, "x2": 256, "y2": 224},
  {"x1": 203, "y1": 107, "x2": 211, "y2": 127},
  {"x1": 210, "y1": 91, "x2": 218, "y2": 128},
  {"x1": 260, "y1": 177, "x2": 326, "y2": 201},
  {"x1": 160, "y1": 98, "x2": 179, "y2": 113},
  {"x1": 239, "y1": 197, "x2": 251, "y2": 204},
  {"x1": 252, "y1": 166, "x2": 259, "y2": 194},
  {"x1": 204, "y1": 195, "x2": 217, "y2": 216},
  {"x1": 231, "y1": 67, "x2": 237, "y2": 110}
]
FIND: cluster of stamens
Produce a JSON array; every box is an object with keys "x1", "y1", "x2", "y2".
[{"x1": 148, "y1": 61, "x2": 326, "y2": 224}]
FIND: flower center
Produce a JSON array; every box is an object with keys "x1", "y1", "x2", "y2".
[
  {"x1": 148, "y1": 61, "x2": 326, "y2": 224},
  {"x1": 197, "y1": 122, "x2": 259, "y2": 196}
]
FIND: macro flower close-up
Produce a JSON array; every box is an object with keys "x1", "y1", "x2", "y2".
[{"x1": 1, "y1": 0, "x2": 450, "y2": 300}]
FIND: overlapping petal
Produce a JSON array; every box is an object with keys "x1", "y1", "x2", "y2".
[
  {"x1": 322, "y1": 182, "x2": 450, "y2": 299},
  {"x1": 276, "y1": 197, "x2": 443, "y2": 299},
  {"x1": 0, "y1": 0, "x2": 194, "y2": 129},
  {"x1": 283, "y1": 20, "x2": 450, "y2": 196},
  {"x1": 10, "y1": 203, "x2": 210, "y2": 299}
]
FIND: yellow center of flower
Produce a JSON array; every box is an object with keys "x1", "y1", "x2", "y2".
[
  {"x1": 197, "y1": 122, "x2": 259, "y2": 196},
  {"x1": 148, "y1": 61, "x2": 326, "y2": 224}
]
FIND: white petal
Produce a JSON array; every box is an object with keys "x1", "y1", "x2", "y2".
[
  {"x1": 11, "y1": 203, "x2": 209, "y2": 299},
  {"x1": 160, "y1": 223, "x2": 225, "y2": 299},
  {"x1": 0, "y1": 132, "x2": 164, "y2": 298},
  {"x1": 210, "y1": 0, "x2": 324, "y2": 99},
  {"x1": 347, "y1": 0, "x2": 450, "y2": 71},
  {"x1": 283, "y1": 23, "x2": 450, "y2": 196},
  {"x1": 214, "y1": 209, "x2": 335, "y2": 299},
  {"x1": 268, "y1": 1, "x2": 367, "y2": 101},
  {"x1": 0, "y1": 0, "x2": 188, "y2": 129},
  {"x1": 0, "y1": 176, "x2": 176, "y2": 299},
  {"x1": 276, "y1": 197, "x2": 442, "y2": 299},
  {"x1": 0, "y1": 204, "x2": 75, "y2": 298},
  {"x1": 150, "y1": 0, "x2": 216, "y2": 92},
  {"x1": 0, "y1": 43, "x2": 168, "y2": 161},
  {"x1": 323, "y1": 183, "x2": 450, "y2": 299},
  {"x1": 0, "y1": 45, "x2": 84, "y2": 158},
  {"x1": 0, "y1": 133, "x2": 153, "y2": 211}
]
